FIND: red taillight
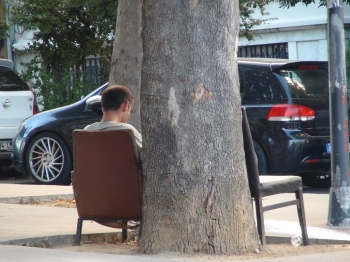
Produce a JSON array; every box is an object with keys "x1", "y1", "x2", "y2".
[
  {"x1": 305, "y1": 159, "x2": 320, "y2": 164},
  {"x1": 27, "y1": 83, "x2": 39, "y2": 114},
  {"x1": 33, "y1": 103, "x2": 39, "y2": 114},
  {"x1": 267, "y1": 104, "x2": 315, "y2": 121}
]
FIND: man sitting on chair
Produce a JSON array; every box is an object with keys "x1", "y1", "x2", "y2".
[
  {"x1": 84, "y1": 85, "x2": 142, "y2": 164},
  {"x1": 84, "y1": 85, "x2": 142, "y2": 230}
]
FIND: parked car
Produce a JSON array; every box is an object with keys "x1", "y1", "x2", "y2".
[
  {"x1": 239, "y1": 58, "x2": 331, "y2": 187},
  {"x1": 12, "y1": 83, "x2": 107, "y2": 184},
  {"x1": 12, "y1": 58, "x2": 334, "y2": 187},
  {"x1": 0, "y1": 59, "x2": 38, "y2": 172}
]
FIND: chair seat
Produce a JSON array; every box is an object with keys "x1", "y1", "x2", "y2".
[{"x1": 260, "y1": 175, "x2": 302, "y2": 197}]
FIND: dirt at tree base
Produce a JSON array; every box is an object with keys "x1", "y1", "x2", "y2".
[
  {"x1": 30, "y1": 198, "x2": 76, "y2": 208},
  {"x1": 54, "y1": 242, "x2": 350, "y2": 261},
  {"x1": 32, "y1": 199, "x2": 350, "y2": 260}
]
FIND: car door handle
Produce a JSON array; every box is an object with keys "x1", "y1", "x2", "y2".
[{"x1": 3, "y1": 98, "x2": 11, "y2": 107}]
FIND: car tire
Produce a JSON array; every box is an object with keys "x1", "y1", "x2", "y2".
[
  {"x1": 302, "y1": 172, "x2": 331, "y2": 188},
  {"x1": 26, "y1": 132, "x2": 72, "y2": 185},
  {"x1": 253, "y1": 140, "x2": 269, "y2": 175}
]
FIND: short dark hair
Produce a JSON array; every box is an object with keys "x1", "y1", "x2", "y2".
[{"x1": 101, "y1": 85, "x2": 134, "y2": 111}]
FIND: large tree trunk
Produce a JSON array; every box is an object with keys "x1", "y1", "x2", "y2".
[
  {"x1": 108, "y1": 0, "x2": 143, "y2": 131},
  {"x1": 139, "y1": 0, "x2": 260, "y2": 255}
]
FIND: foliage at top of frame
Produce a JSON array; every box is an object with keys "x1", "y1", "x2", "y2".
[
  {"x1": 8, "y1": 0, "x2": 118, "y2": 67},
  {"x1": 8, "y1": 0, "x2": 117, "y2": 110},
  {"x1": 239, "y1": 0, "x2": 276, "y2": 41},
  {"x1": 0, "y1": 4, "x2": 8, "y2": 39}
]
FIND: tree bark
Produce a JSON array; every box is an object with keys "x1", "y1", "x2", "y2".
[
  {"x1": 108, "y1": 0, "x2": 143, "y2": 131},
  {"x1": 139, "y1": 0, "x2": 260, "y2": 255}
]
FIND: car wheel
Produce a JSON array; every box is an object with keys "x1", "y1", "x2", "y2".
[
  {"x1": 26, "y1": 132, "x2": 72, "y2": 185},
  {"x1": 253, "y1": 140, "x2": 269, "y2": 175},
  {"x1": 302, "y1": 172, "x2": 331, "y2": 188}
]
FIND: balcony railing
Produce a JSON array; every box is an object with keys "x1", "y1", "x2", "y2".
[{"x1": 238, "y1": 43, "x2": 289, "y2": 59}]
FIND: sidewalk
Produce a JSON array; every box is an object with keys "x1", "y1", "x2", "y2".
[
  {"x1": 1, "y1": 245, "x2": 350, "y2": 262},
  {"x1": 0, "y1": 183, "x2": 119, "y2": 245},
  {"x1": 0, "y1": 183, "x2": 350, "y2": 261},
  {"x1": 262, "y1": 190, "x2": 350, "y2": 243}
]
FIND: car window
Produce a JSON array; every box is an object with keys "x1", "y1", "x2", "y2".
[
  {"x1": 0, "y1": 66, "x2": 29, "y2": 91},
  {"x1": 241, "y1": 66, "x2": 286, "y2": 103},
  {"x1": 84, "y1": 82, "x2": 108, "y2": 100},
  {"x1": 275, "y1": 69, "x2": 328, "y2": 98}
]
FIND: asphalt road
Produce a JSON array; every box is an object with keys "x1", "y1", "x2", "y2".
[
  {"x1": 0, "y1": 159, "x2": 331, "y2": 198},
  {"x1": 0, "y1": 162, "x2": 35, "y2": 185},
  {"x1": 0, "y1": 166, "x2": 330, "y2": 194}
]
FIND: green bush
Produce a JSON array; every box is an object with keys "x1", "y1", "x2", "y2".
[{"x1": 20, "y1": 56, "x2": 109, "y2": 109}]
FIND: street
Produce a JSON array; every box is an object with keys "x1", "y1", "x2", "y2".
[
  {"x1": 0, "y1": 168, "x2": 330, "y2": 192},
  {"x1": 0, "y1": 168, "x2": 36, "y2": 185}
]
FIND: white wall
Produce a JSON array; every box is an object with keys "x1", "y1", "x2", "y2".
[
  {"x1": 247, "y1": 2, "x2": 350, "y2": 30},
  {"x1": 238, "y1": 2, "x2": 350, "y2": 61}
]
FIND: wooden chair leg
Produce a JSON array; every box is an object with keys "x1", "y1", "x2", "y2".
[
  {"x1": 295, "y1": 188, "x2": 309, "y2": 245},
  {"x1": 138, "y1": 220, "x2": 143, "y2": 241},
  {"x1": 137, "y1": 220, "x2": 143, "y2": 246},
  {"x1": 254, "y1": 197, "x2": 266, "y2": 246},
  {"x1": 75, "y1": 218, "x2": 83, "y2": 246}
]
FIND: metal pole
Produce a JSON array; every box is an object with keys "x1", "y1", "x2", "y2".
[{"x1": 327, "y1": 0, "x2": 350, "y2": 226}]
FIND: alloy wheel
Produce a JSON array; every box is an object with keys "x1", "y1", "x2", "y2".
[{"x1": 28, "y1": 136, "x2": 64, "y2": 183}]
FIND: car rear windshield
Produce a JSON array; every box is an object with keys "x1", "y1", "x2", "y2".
[
  {"x1": 274, "y1": 67, "x2": 328, "y2": 98},
  {"x1": 0, "y1": 66, "x2": 29, "y2": 91}
]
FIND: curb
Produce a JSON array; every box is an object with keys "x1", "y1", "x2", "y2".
[
  {"x1": 1, "y1": 232, "x2": 349, "y2": 249},
  {"x1": 266, "y1": 235, "x2": 350, "y2": 245},
  {"x1": 1, "y1": 194, "x2": 349, "y2": 248},
  {"x1": 0, "y1": 194, "x2": 74, "y2": 205}
]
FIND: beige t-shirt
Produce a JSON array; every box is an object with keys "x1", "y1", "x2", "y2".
[{"x1": 84, "y1": 121, "x2": 143, "y2": 164}]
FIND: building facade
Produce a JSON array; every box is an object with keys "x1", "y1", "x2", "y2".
[{"x1": 238, "y1": 2, "x2": 350, "y2": 61}]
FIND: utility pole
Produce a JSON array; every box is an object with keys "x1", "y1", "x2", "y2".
[{"x1": 327, "y1": 0, "x2": 350, "y2": 226}]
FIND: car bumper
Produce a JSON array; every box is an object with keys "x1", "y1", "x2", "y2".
[
  {"x1": 296, "y1": 157, "x2": 330, "y2": 174},
  {"x1": 263, "y1": 129, "x2": 332, "y2": 175},
  {"x1": 11, "y1": 153, "x2": 25, "y2": 173},
  {"x1": 11, "y1": 134, "x2": 26, "y2": 174},
  {"x1": 0, "y1": 151, "x2": 11, "y2": 159}
]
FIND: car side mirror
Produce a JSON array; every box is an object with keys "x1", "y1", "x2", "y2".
[{"x1": 86, "y1": 95, "x2": 102, "y2": 113}]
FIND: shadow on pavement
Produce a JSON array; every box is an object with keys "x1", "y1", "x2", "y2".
[
  {"x1": 0, "y1": 160, "x2": 36, "y2": 184},
  {"x1": 303, "y1": 187, "x2": 329, "y2": 194}
]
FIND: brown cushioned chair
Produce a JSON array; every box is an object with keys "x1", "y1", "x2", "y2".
[
  {"x1": 71, "y1": 129, "x2": 143, "y2": 245},
  {"x1": 241, "y1": 107, "x2": 309, "y2": 246}
]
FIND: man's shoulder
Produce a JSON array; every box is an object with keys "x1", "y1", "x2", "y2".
[
  {"x1": 85, "y1": 121, "x2": 134, "y2": 130},
  {"x1": 83, "y1": 122, "x2": 140, "y2": 138},
  {"x1": 103, "y1": 122, "x2": 134, "y2": 131},
  {"x1": 101, "y1": 123, "x2": 142, "y2": 142},
  {"x1": 84, "y1": 122, "x2": 99, "y2": 130}
]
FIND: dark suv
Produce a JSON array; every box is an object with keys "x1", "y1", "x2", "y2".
[
  {"x1": 12, "y1": 58, "x2": 333, "y2": 187},
  {"x1": 239, "y1": 58, "x2": 331, "y2": 187}
]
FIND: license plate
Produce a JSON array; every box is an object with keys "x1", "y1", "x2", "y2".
[
  {"x1": 0, "y1": 140, "x2": 12, "y2": 151},
  {"x1": 326, "y1": 143, "x2": 350, "y2": 154}
]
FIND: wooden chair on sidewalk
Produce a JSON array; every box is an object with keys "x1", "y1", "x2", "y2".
[
  {"x1": 71, "y1": 129, "x2": 143, "y2": 245},
  {"x1": 241, "y1": 107, "x2": 309, "y2": 246}
]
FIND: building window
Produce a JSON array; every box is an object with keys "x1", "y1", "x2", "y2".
[{"x1": 238, "y1": 43, "x2": 288, "y2": 59}]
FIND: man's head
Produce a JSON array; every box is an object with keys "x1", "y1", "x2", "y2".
[{"x1": 101, "y1": 85, "x2": 134, "y2": 123}]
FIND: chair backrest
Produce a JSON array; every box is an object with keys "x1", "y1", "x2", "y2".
[
  {"x1": 241, "y1": 107, "x2": 261, "y2": 198},
  {"x1": 71, "y1": 129, "x2": 143, "y2": 220}
]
